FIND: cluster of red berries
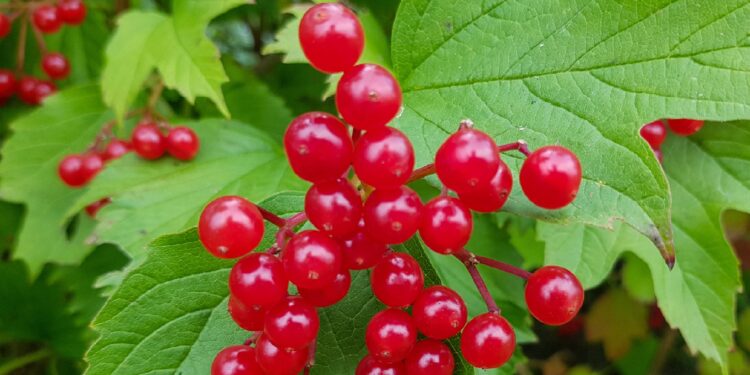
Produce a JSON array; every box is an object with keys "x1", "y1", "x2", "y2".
[
  {"x1": 640, "y1": 119, "x2": 705, "y2": 162},
  {"x1": 202, "y1": 3, "x2": 585, "y2": 375},
  {"x1": 0, "y1": 0, "x2": 86, "y2": 106}
]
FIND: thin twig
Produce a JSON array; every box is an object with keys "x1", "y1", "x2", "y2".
[
  {"x1": 257, "y1": 206, "x2": 287, "y2": 228},
  {"x1": 406, "y1": 163, "x2": 436, "y2": 183},
  {"x1": 0, "y1": 348, "x2": 52, "y2": 375},
  {"x1": 15, "y1": 15, "x2": 27, "y2": 74},
  {"x1": 648, "y1": 329, "x2": 677, "y2": 375},
  {"x1": 497, "y1": 140, "x2": 531, "y2": 157},
  {"x1": 30, "y1": 21, "x2": 47, "y2": 55},
  {"x1": 144, "y1": 80, "x2": 165, "y2": 118},
  {"x1": 268, "y1": 212, "x2": 308, "y2": 254},
  {"x1": 474, "y1": 255, "x2": 532, "y2": 279},
  {"x1": 454, "y1": 249, "x2": 500, "y2": 313}
]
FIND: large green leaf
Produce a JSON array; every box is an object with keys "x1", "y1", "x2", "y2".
[
  {"x1": 391, "y1": 0, "x2": 750, "y2": 261},
  {"x1": 539, "y1": 121, "x2": 750, "y2": 368}
]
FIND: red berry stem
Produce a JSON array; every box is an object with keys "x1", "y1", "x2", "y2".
[
  {"x1": 257, "y1": 206, "x2": 287, "y2": 227},
  {"x1": 16, "y1": 15, "x2": 27, "y2": 74},
  {"x1": 496, "y1": 140, "x2": 531, "y2": 157},
  {"x1": 406, "y1": 163, "x2": 436, "y2": 183},
  {"x1": 474, "y1": 255, "x2": 532, "y2": 280},
  {"x1": 30, "y1": 19, "x2": 48, "y2": 54},
  {"x1": 454, "y1": 249, "x2": 500, "y2": 314},
  {"x1": 243, "y1": 332, "x2": 260, "y2": 346},
  {"x1": 351, "y1": 127, "x2": 362, "y2": 144},
  {"x1": 269, "y1": 212, "x2": 308, "y2": 253},
  {"x1": 144, "y1": 79, "x2": 165, "y2": 118}
]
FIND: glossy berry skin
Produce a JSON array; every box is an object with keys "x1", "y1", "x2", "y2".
[
  {"x1": 57, "y1": 0, "x2": 87, "y2": 25},
  {"x1": 198, "y1": 196, "x2": 264, "y2": 259},
  {"x1": 305, "y1": 179, "x2": 362, "y2": 238},
  {"x1": 0, "y1": 13, "x2": 10, "y2": 38},
  {"x1": 667, "y1": 118, "x2": 704, "y2": 136},
  {"x1": 284, "y1": 112, "x2": 353, "y2": 183},
  {"x1": 339, "y1": 225, "x2": 389, "y2": 270},
  {"x1": 640, "y1": 120, "x2": 666, "y2": 149},
  {"x1": 58, "y1": 153, "x2": 103, "y2": 187},
  {"x1": 254, "y1": 334, "x2": 308, "y2": 375},
  {"x1": 131, "y1": 122, "x2": 166, "y2": 159},
  {"x1": 264, "y1": 296, "x2": 319, "y2": 350},
  {"x1": 525, "y1": 265, "x2": 584, "y2": 326},
  {"x1": 299, "y1": 3, "x2": 363, "y2": 74},
  {"x1": 404, "y1": 340, "x2": 455, "y2": 375},
  {"x1": 298, "y1": 267, "x2": 351, "y2": 307},
  {"x1": 365, "y1": 308, "x2": 417, "y2": 364},
  {"x1": 353, "y1": 127, "x2": 414, "y2": 189},
  {"x1": 166, "y1": 126, "x2": 200, "y2": 160},
  {"x1": 211, "y1": 345, "x2": 263, "y2": 375},
  {"x1": 458, "y1": 159, "x2": 512, "y2": 213},
  {"x1": 435, "y1": 127, "x2": 500, "y2": 193},
  {"x1": 460, "y1": 313, "x2": 516, "y2": 369},
  {"x1": 33, "y1": 80, "x2": 57, "y2": 104},
  {"x1": 33, "y1": 5, "x2": 62, "y2": 34},
  {"x1": 363, "y1": 186, "x2": 422, "y2": 244},
  {"x1": 282, "y1": 230, "x2": 343, "y2": 289},
  {"x1": 412, "y1": 285, "x2": 467, "y2": 339},
  {"x1": 370, "y1": 252, "x2": 424, "y2": 308},
  {"x1": 42, "y1": 53, "x2": 71, "y2": 80},
  {"x1": 520, "y1": 146, "x2": 581, "y2": 210},
  {"x1": 17, "y1": 77, "x2": 39, "y2": 104},
  {"x1": 0, "y1": 70, "x2": 15, "y2": 98},
  {"x1": 102, "y1": 139, "x2": 131, "y2": 161},
  {"x1": 356, "y1": 355, "x2": 405, "y2": 375},
  {"x1": 85, "y1": 197, "x2": 111, "y2": 218},
  {"x1": 419, "y1": 196, "x2": 472, "y2": 254},
  {"x1": 228, "y1": 296, "x2": 266, "y2": 332},
  {"x1": 336, "y1": 64, "x2": 402, "y2": 131},
  {"x1": 229, "y1": 253, "x2": 288, "y2": 309}
]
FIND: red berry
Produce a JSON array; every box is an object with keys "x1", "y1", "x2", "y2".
[
  {"x1": 33, "y1": 80, "x2": 57, "y2": 104},
  {"x1": 102, "y1": 139, "x2": 131, "y2": 161},
  {"x1": 667, "y1": 118, "x2": 704, "y2": 136},
  {"x1": 435, "y1": 127, "x2": 500, "y2": 194},
  {"x1": 339, "y1": 224, "x2": 389, "y2": 270},
  {"x1": 33, "y1": 5, "x2": 62, "y2": 34},
  {"x1": 336, "y1": 64, "x2": 402, "y2": 131},
  {"x1": 457, "y1": 159, "x2": 512, "y2": 213},
  {"x1": 412, "y1": 285, "x2": 467, "y2": 339},
  {"x1": 419, "y1": 196, "x2": 472, "y2": 254},
  {"x1": 0, "y1": 69, "x2": 15, "y2": 98},
  {"x1": 356, "y1": 355, "x2": 405, "y2": 375},
  {"x1": 520, "y1": 145, "x2": 581, "y2": 210},
  {"x1": 298, "y1": 267, "x2": 351, "y2": 307},
  {"x1": 229, "y1": 253, "x2": 288, "y2": 309},
  {"x1": 353, "y1": 126, "x2": 414, "y2": 189},
  {"x1": 649, "y1": 304, "x2": 666, "y2": 331},
  {"x1": 211, "y1": 345, "x2": 263, "y2": 375},
  {"x1": 57, "y1": 153, "x2": 102, "y2": 187},
  {"x1": 17, "y1": 77, "x2": 39, "y2": 104},
  {"x1": 57, "y1": 0, "x2": 87, "y2": 25},
  {"x1": 370, "y1": 252, "x2": 424, "y2": 308},
  {"x1": 653, "y1": 148, "x2": 663, "y2": 163},
  {"x1": 363, "y1": 186, "x2": 422, "y2": 244},
  {"x1": 640, "y1": 120, "x2": 666, "y2": 149},
  {"x1": 284, "y1": 112, "x2": 353, "y2": 183},
  {"x1": 198, "y1": 196, "x2": 264, "y2": 258},
  {"x1": 0, "y1": 13, "x2": 10, "y2": 38},
  {"x1": 404, "y1": 340, "x2": 454, "y2": 375},
  {"x1": 365, "y1": 308, "x2": 417, "y2": 364},
  {"x1": 131, "y1": 121, "x2": 166, "y2": 159},
  {"x1": 85, "y1": 197, "x2": 111, "y2": 217},
  {"x1": 264, "y1": 296, "x2": 319, "y2": 350},
  {"x1": 305, "y1": 179, "x2": 362, "y2": 238},
  {"x1": 228, "y1": 296, "x2": 266, "y2": 332},
  {"x1": 299, "y1": 3, "x2": 363, "y2": 73},
  {"x1": 42, "y1": 53, "x2": 70, "y2": 80},
  {"x1": 166, "y1": 126, "x2": 200, "y2": 160},
  {"x1": 281, "y1": 230, "x2": 343, "y2": 289},
  {"x1": 460, "y1": 313, "x2": 515, "y2": 369},
  {"x1": 254, "y1": 334, "x2": 308, "y2": 375},
  {"x1": 525, "y1": 265, "x2": 584, "y2": 326}
]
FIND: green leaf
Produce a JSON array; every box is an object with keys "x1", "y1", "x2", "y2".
[
  {"x1": 391, "y1": 0, "x2": 750, "y2": 261},
  {"x1": 621, "y1": 253, "x2": 655, "y2": 303}
]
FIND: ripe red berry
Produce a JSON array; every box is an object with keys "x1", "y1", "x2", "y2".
[
  {"x1": 365, "y1": 308, "x2": 417, "y2": 364},
  {"x1": 370, "y1": 252, "x2": 424, "y2": 308},
  {"x1": 404, "y1": 340, "x2": 454, "y2": 375},
  {"x1": 298, "y1": 267, "x2": 351, "y2": 307},
  {"x1": 363, "y1": 186, "x2": 422, "y2": 244},
  {"x1": 228, "y1": 296, "x2": 266, "y2": 332},
  {"x1": 0, "y1": 13, "x2": 10, "y2": 38},
  {"x1": 352, "y1": 126, "x2": 414, "y2": 189},
  {"x1": 102, "y1": 139, "x2": 131, "y2": 161},
  {"x1": 264, "y1": 296, "x2": 319, "y2": 350},
  {"x1": 412, "y1": 285, "x2": 467, "y2": 339},
  {"x1": 305, "y1": 179, "x2": 362, "y2": 238},
  {"x1": 33, "y1": 5, "x2": 62, "y2": 34},
  {"x1": 435, "y1": 127, "x2": 500, "y2": 194},
  {"x1": 640, "y1": 120, "x2": 666, "y2": 149},
  {"x1": 131, "y1": 121, "x2": 166, "y2": 159},
  {"x1": 254, "y1": 334, "x2": 308, "y2": 375},
  {"x1": 356, "y1": 355, "x2": 405, "y2": 375},
  {"x1": 0, "y1": 69, "x2": 15, "y2": 98},
  {"x1": 299, "y1": 3, "x2": 363, "y2": 73},
  {"x1": 520, "y1": 145, "x2": 581, "y2": 210},
  {"x1": 460, "y1": 313, "x2": 515, "y2": 369},
  {"x1": 57, "y1": 0, "x2": 87, "y2": 25},
  {"x1": 85, "y1": 197, "x2": 111, "y2": 218},
  {"x1": 284, "y1": 112, "x2": 353, "y2": 183},
  {"x1": 457, "y1": 159, "x2": 512, "y2": 213},
  {"x1": 525, "y1": 265, "x2": 584, "y2": 326},
  {"x1": 339, "y1": 224, "x2": 389, "y2": 270},
  {"x1": 211, "y1": 345, "x2": 263, "y2": 375},
  {"x1": 198, "y1": 196, "x2": 264, "y2": 258},
  {"x1": 42, "y1": 53, "x2": 70, "y2": 80},
  {"x1": 419, "y1": 196, "x2": 472, "y2": 254},
  {"x1": 17, "y1": 77, "x2": 39, "y2": 105},
  {"x1": 166, "y1": 126, "x2": 200, "y2": 160},
  {"x1": 58, "y1": 153, "x2": 102, "y2": 187},
  {"x1": 667, "y1": 118, "x2": 704, "y2": 136},
  {"x1": 336, "y1": 64, "x2": 402, "y2": 131},
  {"x1": 33, "y1": 80, "x2": 57, "y2": 105},
  {"x1": 229, "y1": 253, "x2": 288, "y2": 309},
  {"x1": 281, "y1": 230, "x2": 343, "y2": 289}
]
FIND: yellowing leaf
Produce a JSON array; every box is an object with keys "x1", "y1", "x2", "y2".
[{"x1": 585, "y1": 289, "x2": 648, "y2": 359}]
